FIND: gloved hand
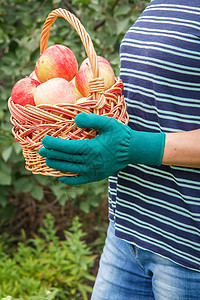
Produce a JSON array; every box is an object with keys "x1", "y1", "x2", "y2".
[{"x1": 39, "y1": 112, "x2": 166, "y2": 185}]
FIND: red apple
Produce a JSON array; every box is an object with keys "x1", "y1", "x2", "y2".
[
  {"x1": 75, "y1": 57, "x2": 115, "y2": 97},
  {"x1": 11, "y1": 77, "x2": 40, "y2": 106},
  {"x1": 29, "y1": 70, "x2": 41, "y2": 82},
  {"x1": 35, "y1": 44, "x2": 78, "y2": 83},
  {"x1": 34, "y1": 77, "x2": 76, "y2": 105}
]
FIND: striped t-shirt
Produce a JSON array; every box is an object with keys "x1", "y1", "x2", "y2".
[{"x1": 109, "y1": 0, "x2": 200, "y2": 272}]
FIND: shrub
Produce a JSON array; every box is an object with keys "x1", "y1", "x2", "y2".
[{"x1": 0, "y1": 214, "x2": 96, "y2": 299}]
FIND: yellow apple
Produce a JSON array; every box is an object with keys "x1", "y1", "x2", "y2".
[{"x1": 34, "y1": 78, "x2": 76, "y2": 105}]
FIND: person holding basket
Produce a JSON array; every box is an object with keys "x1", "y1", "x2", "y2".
[{"x1": 39, "y1": 1, "x2": 200, "y2": 299}]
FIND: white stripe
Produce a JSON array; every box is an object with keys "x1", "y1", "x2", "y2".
[
  {"x1": 118, "y1": 172, "x2": 200, "y2": 206},
  {"x1": 128, "y1": 114, "x2": 162, "y2": 130},
  {"x1": 116, "y1": 210, "x2": 200, "y2": 249},
  {"x1": 136, "y1": 164, "x2": 200, "y2": 187},
  {"x1": 121, "y1": 54, "x2": 200, "y2": 76},
  {"x1": 171, "y1": 165, "x2": 200, "y2": 174},
  {"x1": 147, "y1": 4, "x2": 200, "y2": 14},
  {"x1": 115, "y1": 189, "x2": 200, "y2": 234},
  {"x1": 129, "y1": 26, "x2": 200, "y2": 44},
  {"x1": 122, "y1": 83, "x2": 200, "y2": 106},
  {"x1": 137, "y1": 16, "x2": 200, "y2": 32},
  {"x1": 129, "y1": 165, "x2": 200, "y2": 192},
  {"x1": 128, "y1": 115, "x2": 181, "y2": 133},
  {"x1": 125, "y1": 99, "x2": 200, "y2": 124},
  {"x1": 122, "y1": 38, "x2": 200, "y2": 59},
  {"x1": 126, "y1": 101, "x2": 200, "y2": 126},
  {"x1": 115, "y1": 223, "x2": 200, "y2": 265},
  {"x1": 117, "y1": 181, "x2": 200, "y2": 221},
  {"x1": 120, "y1": 68, "x2": 200, "y2": 91},
  {"x1": 147, "y1": 7, "x2": 200, "y2": 19},
  {"x1": 108, "y1": 187, "x2": 117, "y2": 198}
]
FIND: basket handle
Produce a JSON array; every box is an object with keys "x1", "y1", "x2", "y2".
[{"x1": 40, "y1": 8, "x2": 105, "y2": 100}]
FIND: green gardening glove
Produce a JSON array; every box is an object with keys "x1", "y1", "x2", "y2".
[{"x1": 39, "y1": 112, "x2": 166, "y2": 185}]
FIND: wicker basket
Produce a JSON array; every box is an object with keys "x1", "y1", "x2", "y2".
[{"x1": 8, "y1": 8, "x2": 129, "y2": 177}]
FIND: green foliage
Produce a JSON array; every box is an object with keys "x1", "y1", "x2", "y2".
[
  {"x1": 0, "y1": 0, "x2": 149, "y2": 221},
  {"x1": 0, "y1": 213, "x2": 96, "y2": 299}
]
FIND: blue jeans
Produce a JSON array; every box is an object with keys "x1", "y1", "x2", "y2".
[{"x1": 91, "y1": 221, "x2": 200, "y2": 300}]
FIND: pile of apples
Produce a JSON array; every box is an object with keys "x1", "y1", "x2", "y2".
[{"x1": 11, "y1": 44, "x2": 115, "y2": 107}]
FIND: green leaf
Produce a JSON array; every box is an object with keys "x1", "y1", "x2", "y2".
[
  {"x1": 13, "y1": 142, "x2": 22, "y2": 154},
  {"x1": 0, "y1": 161, "x2": 12, "y2": 186},
  {"x1": 79, "y1": 201, "x2": 90, "y2": 213},
  {"x1": 116, "y1": 18, "x2": 130, "y2": 35},
  {"x1": 2, "y1": 145, "x2": 12, "y2": 162},
  {"x1": 14, "y1": 177, "x2": 33, "y2": 193},
  {"x1": 114, "y1": 6, "x2": 131, "y2": 17},
  {"x1": 0, "y1": 186, "x2": 9, "y2": 207},
  {"x1": 90, "y1": 198, "x2": 100, "y2": 208},
  {"x1": 72, "y1": 0, "x2": 91, "y2": 5},
  {"x1": 78, "y1": 283, "x2": 88, "y2": 300},
  {"x1": 58, "y1": 194, "x2": 68, "y2": 206},
  {"x1": 0, "y1": 170, "x2": 11, "y2": 186},
  {"x1": 106, "y1": 19, "x2": 116, "y2": 35},
  {"x1": 31, "y1": 185, "x2": 44, "y2": 201},
  {"x1": 1, "y1": 203, "x2": 14, "y2": 224},
  {"x1": 34, "y1": 174, "x2": 50, "y2": 186},
  {"x1": 22, "y1": 13, "x2": 33, "y2": 27},
  {"x1": 84, "y1": 273, "x2": 96, "y2": 282}
]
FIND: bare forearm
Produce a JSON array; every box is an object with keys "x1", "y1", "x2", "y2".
[{"x1": 161, "y1": 129, "x2": 200, "y2": 168}]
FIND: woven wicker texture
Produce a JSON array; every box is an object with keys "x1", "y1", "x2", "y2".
[{"x1": 8, "y1": 8, "x2": 129, "y2": 177}]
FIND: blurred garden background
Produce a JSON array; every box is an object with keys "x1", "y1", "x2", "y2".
[{"x1": 0, "y1": 0, "x2": 148, "y2": 299}]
